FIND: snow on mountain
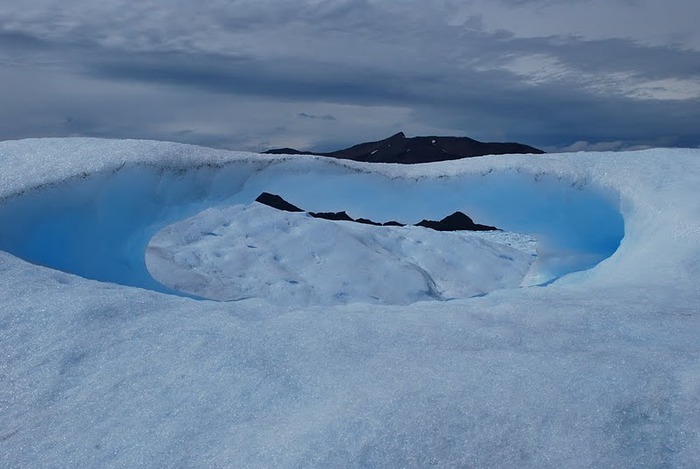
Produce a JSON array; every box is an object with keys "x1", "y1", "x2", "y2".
[{"x1": 0, "y1": 138, "x2": 699, "y2": 467}]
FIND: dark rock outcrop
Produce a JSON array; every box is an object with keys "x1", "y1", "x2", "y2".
[
  {"x1": 416, "y1": 212, "x2": 498, "y2": 232},
  {"x1": 254, "y1": 193, "x2": 498, "y2": 232},
  {"x1": 309, "y1": 211, "x2": 354, "y2": 222},
  {"x1": 264, "y1": 132, "x2": 544, "y2": 164},
  {"x1": 355, "y1": 218, "x2": 383, "y2": 226},
  {"x1": 263, "y1": 148, "x2": 311, "y2": 155},
  {"x1": 383, "y1": 221, "x2": 405, "y2": 227},
  {"x1": 255, "y1": 192, "x2": 303, "y2": 212}
]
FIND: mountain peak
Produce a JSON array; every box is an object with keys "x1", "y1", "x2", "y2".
[{"x1": 264, "y1": 132, "x2": 544, "y2": 163}]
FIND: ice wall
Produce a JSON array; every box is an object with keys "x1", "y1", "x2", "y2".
[{"x1": 0, "y1": 153, "x2": 624, "y2": 295}]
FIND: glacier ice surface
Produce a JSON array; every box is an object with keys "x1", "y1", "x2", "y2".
[{"x1": 0, "y1": 138, "x2": 699, "y2": 467}]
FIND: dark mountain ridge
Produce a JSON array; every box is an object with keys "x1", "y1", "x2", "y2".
[
  {"x1": 255, "y1": 192, "x2": 498, "y2": 232},
  {"x1": 264, "y1": 132, "x2": 544, "y2": 164}
]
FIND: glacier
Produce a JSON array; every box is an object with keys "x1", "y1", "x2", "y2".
[{"x1": 0, "y1": 138, "x2": 698, "y2": 467}]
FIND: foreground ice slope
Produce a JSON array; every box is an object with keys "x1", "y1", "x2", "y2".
[{"x1": 1, "y1": 138, "x2": 699, "y2": 467}]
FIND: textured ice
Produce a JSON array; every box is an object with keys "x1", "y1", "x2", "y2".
[
  {"x1": 0, "y1": 139, "x2": 624, "y2": 292},
  {"x1": 146, "y1": 202, "x2": 536, "y2": 304},
  {"x1": 1, "y1": 138, "x2": 699, "y2": 467}
]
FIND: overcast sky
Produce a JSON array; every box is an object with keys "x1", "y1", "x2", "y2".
[{"x1": 1, "y1": 0, "x2": 699, "y2": 152}]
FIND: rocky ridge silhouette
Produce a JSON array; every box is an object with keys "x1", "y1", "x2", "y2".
[
  {"x1": 255, "y1": 192, "x2": 498, "y2": 232},
  {"x1": 264, "y1": 132, "x2": 544, "y2": 164}
]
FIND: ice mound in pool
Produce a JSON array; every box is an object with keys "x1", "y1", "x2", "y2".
[{"x1": 146, "y1": 202, "x2": 537, "y2": 305}]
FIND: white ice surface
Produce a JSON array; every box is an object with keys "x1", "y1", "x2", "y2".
[
  {"x1": 146, "y1": 203, "x2": 536, "y2": 304},
  {"x1": 1, "y1": 138, "x2": 699, "y2": 467}
]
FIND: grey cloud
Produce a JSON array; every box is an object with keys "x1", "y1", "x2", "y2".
[
  {"x1": 495, "y1": 0, "x2": 599, "y2": 5},
  {"x1": 0, "y1": 1, "x2": 698, "y2": 152},
  {"x1": 547, "y1": 141, "x2": 653, "y2": 153},
  {"x1": 298, "y1": 113, "x2": 336, "y2": 121},
  {"x1": 0, "y1": 30, "x2": 48, "y2": 50},
  {"x1": 511, "y1": 36, "x2": 700, "y2": 80}
]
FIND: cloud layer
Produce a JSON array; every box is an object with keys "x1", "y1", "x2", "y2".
[{"x1": 1, "y1": 0, "x2": 698, "y2": 151}]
